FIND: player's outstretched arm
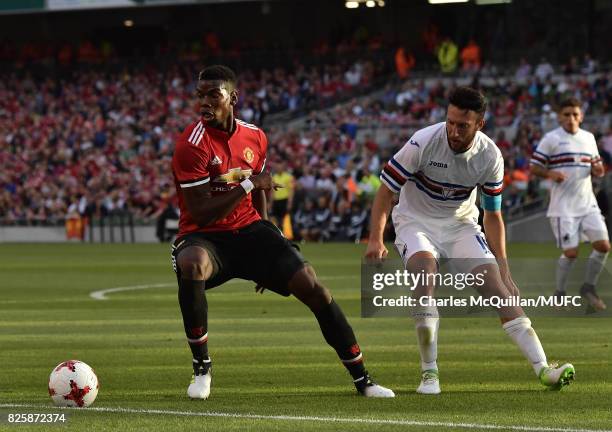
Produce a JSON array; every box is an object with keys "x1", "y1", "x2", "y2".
[
  {"x1": 182, "y1": 173, "x2": 277, "y2": 227},
  {"x1": 483, "y1": 210, "x2": 519, "y2": 296},
  {"x1": 530, "y1": 164, "x2": 566, "y2": 183},
  {"x1": 365, "y1": 184, "x2": 396, "y2": 260}
]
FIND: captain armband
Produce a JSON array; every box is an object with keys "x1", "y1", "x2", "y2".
[{"x1": 481, "y1": 192, "x2": 502, "y2": 211}]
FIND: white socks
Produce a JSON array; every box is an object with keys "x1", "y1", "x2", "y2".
[
  {"x1": 503, "y1": 317, "x2": 548, "y2": 376},
  {"x1": 585, "y1": 250, "x2": 609, "y2": 286},
  {"x1": 556, "y1": 255, "x2": 576, "y2": 293},
  {"x1": 413, "y1": 306, "x2": 439, "y2": 372}
]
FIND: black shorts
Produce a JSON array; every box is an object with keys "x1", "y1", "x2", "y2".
[{"x1": 171, "y1": 220, "x2": 306, "y2": 296}]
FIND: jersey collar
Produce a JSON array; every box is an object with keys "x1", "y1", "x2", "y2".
[{"x1": 202, "y1": 118, "x2": 238, "y2": 139}]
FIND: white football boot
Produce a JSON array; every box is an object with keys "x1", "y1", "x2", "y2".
[
  {"x1": 416, "y1": 369, "x2": 441, "y2": 395},
  {"x1": 354, "y1": 373, "x2": 395, "y2": 398},
  {"x1": 539, "y1": 363, "x2": 575, "y2": 391},
  {"x1": 187, "y1": 358, "x2": 212, "y2": 399}
]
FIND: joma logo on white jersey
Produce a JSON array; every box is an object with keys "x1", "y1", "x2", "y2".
[{"x1": 429, "y1": 160, "x2": 448, "y2": 168}]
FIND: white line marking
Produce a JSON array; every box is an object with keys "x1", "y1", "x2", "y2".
[
  {"x1": 0, "y1": 403, "x2": 609, "y2": 432},
  {"x1": 88, "y1": 276, "x2": 359, "y2": 300},
  {"x1": 89, "y1": 283, "x2": 175, "y2": 300}
]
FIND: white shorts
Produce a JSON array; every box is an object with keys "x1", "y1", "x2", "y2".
[
  {"x1": 393, "y1": 218, "x2": 496, "y2": 271},
  {"x1": 549, "y1": 212, "x2": 609, "y2": 250}
]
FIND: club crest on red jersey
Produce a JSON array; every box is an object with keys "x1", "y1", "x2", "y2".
[{"x1": 243, "y1": 147, "x2": 255, "y2": 163}]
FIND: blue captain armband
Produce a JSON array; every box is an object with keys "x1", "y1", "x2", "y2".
[{"x1": 481, "y1": 192, "x2": 502, "y2": 211}]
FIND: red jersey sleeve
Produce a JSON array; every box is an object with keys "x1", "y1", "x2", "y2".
[
  {"x1": 254, "y1": 129, "x2": 268, "y2": 174},
  {"x1": 173, "y1": 122, "x2": 211, "y2": 189}
]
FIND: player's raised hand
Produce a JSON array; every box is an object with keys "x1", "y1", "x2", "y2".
[
  {"x1": 365, "y1": 240, "x2": 388, "y2": 261},
  {"x1": 548, "y1": 171, "x2": 567, "y2": 183},
  {"x1": 249, "y1": 173, "x2": 283, "y2": 191}
]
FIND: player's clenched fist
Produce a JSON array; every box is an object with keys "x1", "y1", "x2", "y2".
[
  {"x1": 249, "y1": 173, "x2": 282, "y2": 191},
  {"x1": 365, "y1": 241, "x2": 388, "y2": 261},
  {"x1": 547, "y1": 171, "x2": 566, "y2": 183}
]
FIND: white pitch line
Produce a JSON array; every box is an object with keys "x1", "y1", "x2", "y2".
[
  {"x1": 0, "y1": 403, "x2": 610, "y2": 432},
  {"x1": 88, "y1": 275, "x2": 359, "y2": 300},
  {"x1": 89, "y1": 283, "x2": 175, "y2": 300}
]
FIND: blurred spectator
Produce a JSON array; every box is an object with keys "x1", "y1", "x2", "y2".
[
  {"x1": 156, "y1": 197, "x2": 179, "y2": 242},
  {"x1": 271, "y1": 160, "x2": 295, "y2": 227},
  {"x1": 394, "y1": 46, "x2": 415, "y2": 80},
  {"x1": 535, "y1": 57, "x2": 554, "y2": 81},
  {"x1": 515, "y1": 58, "x2": 532, "y2": 80},
  {"x1": 437, "y1": 37, "x2": 458, "y2": 74},
  {"x1": 460, "y1": 39, "x2": 481, "y2": 73},
  {"x1": 581, "y1": 53, "x2": 597, "y2": 74},
  {"x1": 540, "y1": 104, "x2": 558, "y2": 133}
]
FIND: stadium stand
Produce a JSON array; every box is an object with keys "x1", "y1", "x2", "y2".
[{"x1": 1, "y1": 3, "x2": 611, "y2": 242}]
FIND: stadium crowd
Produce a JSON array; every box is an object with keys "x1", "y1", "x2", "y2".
[
  {"x1": 0, "y1": 53, "x2": 386, "y2": 227},
  {"x1": 1, "y1": 48, "x2": 611, "y2": 241}
]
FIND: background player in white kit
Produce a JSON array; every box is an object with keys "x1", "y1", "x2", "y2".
[
  {"x1": 365, "y1": 87, "x2": 575, "y2": 394},
  {"x1": 530, "y1": 98, "x2": 610, "y2": 311}
]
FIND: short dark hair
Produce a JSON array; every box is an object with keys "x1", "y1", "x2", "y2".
[
  {"x1": 448, "y1": 86, "x2": 487, "y2": 116},
  {"x1": 198, "y1": 65, "x2": 237, "y2": 88},
  {"x1": 559, "y1": 97, "x2": 581, "y2": 110}
]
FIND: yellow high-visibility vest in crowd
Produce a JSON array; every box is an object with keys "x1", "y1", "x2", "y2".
[{"x1": 272, "y1": 172, "x2": 294, "y2": 201}]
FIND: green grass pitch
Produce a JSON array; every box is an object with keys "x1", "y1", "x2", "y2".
[{"x1": 0, "y1": 242, "x2": 611, "y2": 432}]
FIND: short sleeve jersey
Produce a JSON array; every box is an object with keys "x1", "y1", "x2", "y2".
[
  {"x1": 172, "y1": 118, "x2": 267, "y2": 236},
  {"x1": 380, "y1": 122, "x2": 503, "y2": 228},
  {"x1": 530, "y1": 127, "x2": 601, "y2": 217}
]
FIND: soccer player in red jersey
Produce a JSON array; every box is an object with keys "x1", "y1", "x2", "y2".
[{"x1": 171, "y1": 65, "x2": 394, "y2": 399}]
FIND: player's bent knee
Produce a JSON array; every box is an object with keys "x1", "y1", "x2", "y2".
[
  {"x1": 593, "y1": 241, "x2": 611, "y2": 253},
  {"x1": 304, "y1": 265, "x2": 317, "y2": 280},
  {"x1": 474, "y1": 264, "x2": 510, "y2": 297},
  {"x1": 177, "y1": 247, "x2": 214, "y2": 280},
  {"x1": 407, "y1": 251, "x2": 438, "y2": 274},
  {"x1": 563, "y1": 249, "x2": 579, "y2": 259}
]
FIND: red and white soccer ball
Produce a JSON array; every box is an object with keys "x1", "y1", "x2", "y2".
[{"x1": 48, "y1": 360, "x2": 99, "y2": 407}]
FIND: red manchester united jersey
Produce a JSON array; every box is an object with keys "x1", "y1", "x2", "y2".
[{"x1": 172, "y1": 118, "x2": 267, "y2": 235}]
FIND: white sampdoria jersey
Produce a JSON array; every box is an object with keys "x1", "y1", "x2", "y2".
[
  {"x1": 380, "y1": 122, "x2": 503, "y2": 228},
  {"x1": 530, "y1": 127, "x2": 601, "y2": 217}
]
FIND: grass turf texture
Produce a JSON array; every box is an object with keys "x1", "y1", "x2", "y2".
[{"x1": 0, "y1": 242, "x2": 610, "y2": 432}]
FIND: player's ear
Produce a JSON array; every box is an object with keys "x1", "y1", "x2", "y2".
[
  {"x1": 476, "y1": 116, "x2": 485, "y2": 131},
  {"x1": 230, "y1": 88, "x2": 239, "y2": 106}
]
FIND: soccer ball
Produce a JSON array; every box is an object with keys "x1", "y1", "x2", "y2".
[{"x1": 48, "y1": 360, "x2": 99, "y2": 407}]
